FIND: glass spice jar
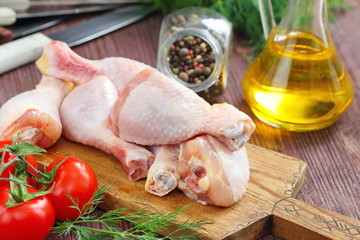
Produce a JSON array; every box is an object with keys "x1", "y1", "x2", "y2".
[{"x1": 157, "y1": 7, "x2": 232, "y2": 102}]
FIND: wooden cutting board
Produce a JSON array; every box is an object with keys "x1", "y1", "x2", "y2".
[{"x1": 37, "y1": 138, "x2": 360, "y2": 240}]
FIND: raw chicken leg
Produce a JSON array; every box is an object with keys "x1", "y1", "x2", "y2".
[
  {"x1": 177, "y1": 135, "x2": 249, "y2": 207},
  {"x1": 145, "y1": 145, "x2": 180, "y2": 196},
  {"x1": 59, "y1": 75, "x2": 154, "y2": 181},
  {"x1": 112, "y1": 69, "x2": 255, "y2": 151},
  {"x1": 36, "y1": 41, "x2": 255, "y2": 150},
  {"x1": 0, "y1": 76, "x2": 68, "y2": 148},
  {"x1": 36, "y1": 41, "x2": 148, "y2": 91}
]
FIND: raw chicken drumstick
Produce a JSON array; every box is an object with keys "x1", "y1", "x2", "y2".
[
  {"x1": 36, "y1": 41, "x2": 148, "y2": 91},
  {"x1": 145, "y1": 145, "x2": 180, "y2": 196},
  {"x1": 112, "y1": 68, "x2": 255, "y2": 151},
  {"x1": 178, "y1": 135, "x2": 249, "y2": 207},
  {"x1": 36, "y1": 41, "x2": 255, "y2": 151},
  {"x1": 33, "y1": 41, "x2": 254, "y2": 207},
  {"x1": 59, "y1": 75, "x2": 154, "y2": 181},
  {"x1": 0, "y1": 76, "x2": 68, "y2": 148}
]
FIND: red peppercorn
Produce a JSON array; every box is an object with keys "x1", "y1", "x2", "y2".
[
  {"x1": 191, "y1": 61, "x2": 197, "y2": 67},
  {"x1": 198, "y1": 64, "x2": 204, "y2": 69},
  {"x1": 192, "y1": 40, "x2": 197, "y2": 45},
  {"x1": 188, "y1": 50, "x2": 194, "y2": 56}
]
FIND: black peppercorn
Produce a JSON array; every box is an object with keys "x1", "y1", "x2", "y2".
[{"x1": 167, "y1": 35, "x2": 215, "y2": 85}]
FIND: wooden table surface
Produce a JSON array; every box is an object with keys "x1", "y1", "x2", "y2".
[{"x1": 0, "y1": 3, "x2": 359, "y2": 240}]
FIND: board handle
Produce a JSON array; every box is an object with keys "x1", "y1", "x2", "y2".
[
  {"x1": 272, "y1": 197, "x2": 360, "y2": 240},
  {"x1": 0, "y1": 32, "x2": 52, "y2": 75}
]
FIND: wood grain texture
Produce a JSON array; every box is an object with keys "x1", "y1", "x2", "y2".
[
  {"x1": 0, "y1": 3, "x2": 359, "y2": 240},
  {"x1": 35, "y1": 138, "x2": 307, "y2": 240},
  {"x1": 272, "y1": 198, "x2": 360, "y2": 240}
]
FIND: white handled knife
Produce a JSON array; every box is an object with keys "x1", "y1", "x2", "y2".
[{"x1": 0, "y1": 4, "x2": 151, "y2": 75}]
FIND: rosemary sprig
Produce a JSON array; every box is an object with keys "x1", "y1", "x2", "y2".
[{"x1": 52, "y1": 186, "x2": 211, "y2": 240}]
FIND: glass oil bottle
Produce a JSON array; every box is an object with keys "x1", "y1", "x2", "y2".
[{"x1": 242, "y1": 0, "x2": 354, "y2": 131}]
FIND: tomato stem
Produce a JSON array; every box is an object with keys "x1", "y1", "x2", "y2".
[
  {"x1": 18, "y1": 155, "x2": 48, "y2": 178},
  {"x1": 35, "y1": 156, "x2": 73, "y2": 189},
  {"x1": 0, "y1": 143, "x2": 12, "y2": 163},
  {"x1": 5, "y1": 175, "x2": 55, "y2": 208},
  {"x1": 0, "y1": 158, "x2": 18, "y2": 175},
  {"x1": 0, "y1": 177, "x2": 22, "y2": 184}
]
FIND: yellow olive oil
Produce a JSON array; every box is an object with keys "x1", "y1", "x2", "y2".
[{"x1": 242, "y1": 31, "x2": 354, "y2": 131}]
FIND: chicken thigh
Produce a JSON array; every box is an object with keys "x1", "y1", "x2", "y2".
[
  {"x1": 177, "y1": 135, "x2": 249, "y2": 207},
  {"x1": 60, "y1": 75, "x2": 154, "y2": 181},
  {"x1": 0, "y1": 76, "x2": 68, "y2": 148}
]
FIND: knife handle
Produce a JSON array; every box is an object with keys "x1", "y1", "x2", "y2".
[
  {"x1": 0, "y1": 7, "x2": 16, "y2": 26},
  {"x1": 0, "y1": 26, "x2": 13, "y2": 44},
  {"x1": 0, "y1": 0, "x2": 30, "y2": 11},
  {"x1": 0, "y1": 32, "x2": 52, "y2": 75}
]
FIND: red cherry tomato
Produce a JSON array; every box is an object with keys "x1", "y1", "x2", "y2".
[
  {"x1": 0, "y1": 187, "x2": 55, "y2": 240},
  {"x1": 0, "y1": 140, "x2": 38, "y2": 187},
  {"x1": 46, "y1": 156, "x2": 98, "y2": 221}
]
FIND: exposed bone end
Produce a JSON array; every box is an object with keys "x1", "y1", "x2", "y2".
[
  {"x1": 216, "y1": 133, "x2": 250, "y2": 152},
  {"x1": 127, "y1": 153, "x2": 154, "y2": 182},
  {"x1": 145, "y1": 169, "x2": 178, "y2": 197},
  {"x1": 198, "y1": 175, "x2": 210, "y2": 192}
]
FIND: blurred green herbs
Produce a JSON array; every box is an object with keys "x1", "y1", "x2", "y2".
[{"x1": 141, "y1": 0, "x2": 349, "y2": 55}]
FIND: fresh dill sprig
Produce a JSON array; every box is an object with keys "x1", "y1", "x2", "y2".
[{"x1": 52, "y1": 186, "x2": 211, "y2": 240}]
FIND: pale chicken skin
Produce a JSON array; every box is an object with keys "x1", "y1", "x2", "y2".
[
  {"x1": 145, "y1": 145, "x2": 180, "y2": 196},
  {"x1": 33, "y1": 41, "x2": 254, "y2": 207},
  {"x1": 60, "y1": 75, "x2": 154, "y2": 181},
  {"x1": 36, "y1": 41, "x2": 255, "y2": 151},
  {"x1": 36, "y1": 41, "x2": 148, "y2": 91},
  {"x1": 0, "y1": 76, "x2": 68, "y2": 148},
  {"x1": 178, "y1": 135, "x2": 249, "y2": 207},
  {"x1": 112, "y1": 68, "x2": 255, "y2": 151}
]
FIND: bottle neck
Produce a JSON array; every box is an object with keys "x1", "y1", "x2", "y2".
[{"x1": 277, "y1": 0, "x2": 330, "y2": 47}]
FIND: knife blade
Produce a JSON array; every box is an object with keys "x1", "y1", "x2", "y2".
[
  {"x1": 0, "y1": 17, "x2": 69, "y2": 44},
  {"x1": 15, "y1": 5, "x2": 124, "y2": 19},
  {"x1": 9, "y1": 17, "x2": 68, "y2": 37},
  {"x1": 1, "y1": 3, "x2": 128, "y2": 44},
  {"x1": 0, "y1": 4, "x2": 151, "y2": 75},
  {"x1": 0, "y1": 0, "x2": 139, "y2": 12}
]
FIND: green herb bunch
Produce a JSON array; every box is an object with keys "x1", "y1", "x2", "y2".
[
  {"x1": 141, "y1": 0, "x2": 349, "y2": 54},
  {"x1": 53, "y1": 186, "x2": 211, "y2": 240}
]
